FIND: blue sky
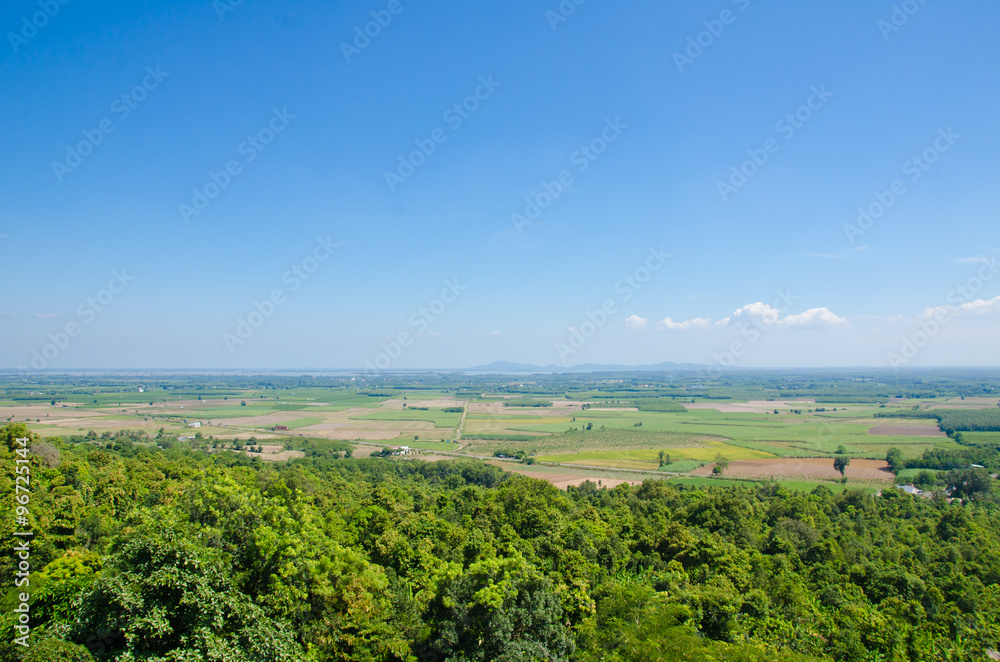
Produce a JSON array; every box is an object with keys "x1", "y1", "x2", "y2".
[{"x1": 2, "y1": 0, "x2": 999, "y2": 370}]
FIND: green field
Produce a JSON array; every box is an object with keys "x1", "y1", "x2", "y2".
[
  {"x1": 536, "y1": 439, "x2": 776, "y2": 470},
  {"x1": 406, "y1": 440, "x2": 461, "y2": 451},
  {"x1": 281, "y1": 417, "x2": 326, "y2": 429},
  {"x1": 658, "y1": 459, "x2": 705, "y2": 473},
  {"x1": 353, "y1": 409, "x2": 462, "y2": 428}
]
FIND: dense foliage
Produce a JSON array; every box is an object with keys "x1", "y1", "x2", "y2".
[
  {"x1": 504, "y1": 399, "x2": 554, "y2": 408},
  {"x1": 902, "y1": 443, "x2": 1000, "y2": 472},
  {"x1": 3, "y1": 423, "x2": 1000, "y2": 661},
  {"x1": 634, "y1": 399, "x2": 688, "y2": 412},
  {"x1": 875, "y1": 407, "x2": 1000, "y2": 432}
]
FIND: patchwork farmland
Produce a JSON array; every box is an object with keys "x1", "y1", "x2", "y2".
[{"x1": 5, "y1": 373, "x2": 992, "y2": 492}]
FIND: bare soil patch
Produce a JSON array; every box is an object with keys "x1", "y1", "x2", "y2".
[
  {"x1": 550, "y1": 400, "x2": 587, "y2": 410},
  {"x1": 487, "y1": 463, "x2": 642, "y2": 490},
  {"x1": 692, "y1": 457, "x2": 893, "y2": 482},
  {"x1": 244, "y1": 447, "x2": 305, "y2": 462},
  {"x1": 467, "y1": 402, "x2": 503, "y2": 414},
  {"x1": 57, "y1": 418, "x2": 162, "y2": 430},
  {"x1": 0, "y1": 405, "x2": 105, "y2": 421},
  {"x1": 213, "y1": 413, "x2": 305, "y2": 427},
  {"x1": 347, "y1": 420, "x2": 435, "y2": 431},
  {"x1": 349, "y1": 445, "x2": 381, "y2": 458},
  {"x1": 304, "y1": 429, "x2": 401, "y2": 441},
  {"x1": 467, "y1": 401, "x2": 584, "y2": 415}
]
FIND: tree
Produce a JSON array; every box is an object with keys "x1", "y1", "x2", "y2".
[
  {"x1": 63, "y1": 517, "x2": 304, "y2": 661},
  {"x1": 944, "y1": 468, "x2": 993, "y2": 500},
  {"x1": 658, "y1": 450, "x2": 666, "y2": 466},
  {"x1": 23, "y1": 638, "x2": 95, "y2": 661},
  {"x1": 885, "y1": 447, "x2": 904, "y2": 475},
  {"x1": 424, "y1": 555, "x2": 574, "y2": 661},
  {"x1": 713, "y1": 453, "x2": 729, "y2": 474},
  {"x1": 833, "y1": 455, "x2": 850, "y2": 478},
  {"x1": 0, "y1": 422, "x2": 36, "y2": 452},
  {"x1": 241, "y1": 400, "x2": 247, "y2": 406},
  {"x1": 914, "y1": 470, "x2": 936, "y2": 489}
]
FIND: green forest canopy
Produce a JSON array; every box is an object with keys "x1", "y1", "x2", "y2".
[{"x1": 2, "y1": 422, "x2": 1000, "y2": 661}]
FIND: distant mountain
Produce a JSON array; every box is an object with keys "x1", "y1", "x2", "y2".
[{"x1": 465, "y1": 360, "x2": 707, "y2": 373}]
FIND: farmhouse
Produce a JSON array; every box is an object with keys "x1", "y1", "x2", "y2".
[
  {"x1": 273, "y1": 425, "x2": 289, "y2": 431},
  {"x1": 897, "y1": 484, "x2": 930, "y2": 498}
]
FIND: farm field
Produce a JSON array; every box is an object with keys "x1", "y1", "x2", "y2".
[
  {"x1": 690, "y1": 458, "x2": 894, "y2": 482},
  {"x1": 2, "y1": 372, "x2": 995, "y2": 490},
  {"x1": 869, "y1": 422, "x2": 946, "y2": 436},
  {"x1": 354, "y1": 407, "x2": 463, "y2": 428},
  {"x1": 0, "y1": 394, "x2": 969, "y2": 486},
  {"x1": 486, "y1": 461, "x2": 645, "y2": 490},
  {"x1": 535, "y1": 440, "x2": 776, "y2": 471},
  {"x1": 0, "y1": 388, "x2": 465, "y2": 445}
]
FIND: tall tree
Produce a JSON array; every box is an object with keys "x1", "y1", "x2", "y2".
[{"x1": 833, "y1": 455, "x2": 850, "y2": 478}]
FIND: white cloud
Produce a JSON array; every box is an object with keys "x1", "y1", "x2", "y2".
[
  {"x1": 957, "y1": 255, "x2": 993, "y2": 264},
  {"x1": 781, "y1": 307, "x2": 849, "y2": 327},
  {"x1": 491, "y1": 331, "x2": 500, "y2": 336},
  {"x1": 921, "y1": 295, "x2": 1000, "y2": 320},
  {"x1": 624, "y1": 315, "x2": 648, "y2": 330},
  {"x1": 657, "y1": 316, "x2": 711, "y2": 331},
  {"x1": 724, "y1": 303, "x2": 848, "y2": 329},
  {"x1": 729, "y1": 302, "x2": 781, "y2": 328}
]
